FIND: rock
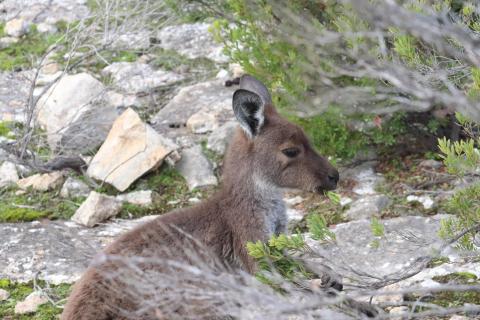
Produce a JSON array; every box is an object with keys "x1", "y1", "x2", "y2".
[
  {"x1": 14, "y1": 292, "x2": 48, "y2": 314},
  {"x1": 305, "y1": 215, "x2": 455, "y2": 285},
  {"x1": 152, "y1": 79, "x2": 235, "y2": 140},
  {"x1": 117, "y1": 190, "x2": 153, "y2": 206},
  {"x1": 36, "y1": 22, "x2": 57, "y2": 34},
  {"x1": 17, "y1": 171, "x2": 64, "y2": 191},
  {"x1": 87, "y1": 108, "x2": 178, "y2": 191},
  {"x1": 176, "y1": 145, "x2": 217, "y2": 190},
  {"x1": 0, "y1": 0, "x2": 89, "y2": 24},
  {"x1": 0, "y1": 71, "x2": 32, "y2": 123},
  {"x1": 216, "y1": 69, "x2": 229, "y2": 79},
  {"x1": 188, "y1": 197, "x2": 201, "y2": 204},
  {"x1": 286, "y1": 207, "x2": 304, "y2": 223},
  {"x1": 0, "y1": 216, "x2": 156, "y2": 284},
  {"x1": 5, "y1": 18, "x2": 30, "y2": 37},
  {"x1": 40, "y1": 61, "x2": 61, "y2": 75},
  {"x1": 206, "y1": 121, "x2": 237, "y2": 154},
  {"x1": 339, "y1": 196, "x2": 353, "y2": 207},
  {"x1": 371, "y1": 283, "x2": 403, "y2": 304},
  {"x1": 449, "y1": 316, "x2": 470, "y2": 320},
  {"x1": 406, "y1": 195, "x2": 435, "y2": 209},
  {"x1": 106, "y1": 91, "x2": 140, "y2": 109},
  {"x1": 341, "y1": 162, "x2": 384, "y2": 195},
  {"x1": 157, "y1": 23, "x2": 228, "y2": 63},
  {"x1": 284, "y1": 196, "x2": 304, "y2": 206},
  {"x1": 393, "y1": 259, "x2": 480, "y2": 290},
  {"x1": 419, "y1": 159, "x2": 443, "y2": 169},
  {"x1": 229, "y1": 63, "x2": 245, "y2": 78},
  {"x1": 35, "y1": 71, "x2": 62, "y2": 86},
  {"x1": 186, "y1": 110, "x2": 219, "y2": 134},
  {"x1": 36, "y1": 73, "x2": 118, "y2": 153},
  {"x1": 60, "y1": 177, "x2": 90, "y2": 198},
  {"x1": 0, "y1": 36, "x2": 19, "y2": 48},
  {"x1": 0, "y1": 288, "x2": 10, "y2": 301},
  {"x1": 71, "y1": 191, "x2": 123, "y2": 227},
  {"x1": 344, "y1": 195, "x2": 391, "y2": 220},
  {"x1": 389, "y1": 306, "x2": 408, "y2": 316},
  {"x1": 102, "y1": 62, "x2": 183, "y2": 94},
  {"x1": 112, "y1": 31, "x2": 151, "y2": 50},
  {"x1": 0, "y1": 161, "x2": 19, "y2": 188}
]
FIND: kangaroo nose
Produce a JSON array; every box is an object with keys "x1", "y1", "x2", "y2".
[{"x1": 328, "y1": 170, "x2": 339, "y2": 185}]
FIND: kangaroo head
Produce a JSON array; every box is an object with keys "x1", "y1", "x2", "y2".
[{"x1": 230, "y1": 75, "x2": 339, "y2": 193}]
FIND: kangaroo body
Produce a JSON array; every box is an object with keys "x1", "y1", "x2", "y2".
[{"x1": 61, "y1": 75, "x2": 338, "y2": 320}]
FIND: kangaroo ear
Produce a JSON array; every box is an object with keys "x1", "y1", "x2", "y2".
[
  {"x1": 232, "y1": 89, "x2": 265, "y2": 139},
  {"x1": 240, "y1": 75, "x2": 272, "y2": 105}
]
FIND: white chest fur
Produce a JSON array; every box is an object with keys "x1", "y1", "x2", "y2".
[{"x1": 253, "y1": 175, "x2": 287, "y2": 236}]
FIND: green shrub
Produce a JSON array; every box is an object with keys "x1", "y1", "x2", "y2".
[{"x1": 438, "y1": 113, "x2": 480, "y2": 250}]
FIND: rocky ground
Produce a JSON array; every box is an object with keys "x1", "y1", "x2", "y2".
[{"x1": 0, "y1": 1, "x2": 479, "y2": 319}]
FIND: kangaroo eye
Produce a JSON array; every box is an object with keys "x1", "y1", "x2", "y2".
[{"x1": 282, "y1": 147, "x2": 300, "y2": 158}]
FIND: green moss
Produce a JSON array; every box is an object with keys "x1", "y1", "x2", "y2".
[
  {"x1": 117, "y1": 165, "x2": 216, "y2": 219},
  {"x1": 0, "y1": 279, "x2": 71, "y2": 319},
  {"x1": 151, "y1": 48, "x2": 217, "y2": 74},
  {"x1": 0, "y1": 121, "x2": 12, "y2": 138},
  {"x1": 427, "y1": 272, "x2": 480, "y2": 308},
  {"x1": 0, "y1": 26, "x2": 65, "y2": 71},
  {"x1": 0, "y1": 207, "x2": 48, "y2": 222},
  {"x1": 433, "y1": 272, "x2": 478, "y2": 284},
  {"x1": 200, "y1": 140, "x2": 223, "y2": 166},
  {"x1": 427, "y1": 256, "x2": 450, "y2": 268},
  {"x1": 0, "y1": 187, "x2": 85, "y2": 222}
]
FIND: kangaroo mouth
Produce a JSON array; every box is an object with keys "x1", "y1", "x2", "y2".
[{"x1": 314, "y1": 184, "x2": 337, "y2": 194}]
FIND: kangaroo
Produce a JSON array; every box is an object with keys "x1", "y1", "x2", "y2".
[{"x1": 61, "y1": 75, "x2": 339, "y2": 320}]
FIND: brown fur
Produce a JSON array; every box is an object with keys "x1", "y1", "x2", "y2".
[{"x1": 61, "y1": 76, "x2": 338, "y2": 320}]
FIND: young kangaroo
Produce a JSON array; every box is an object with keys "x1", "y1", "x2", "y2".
[{"x1": 61, "y1": 75, "x2": 339, "y2": 320}]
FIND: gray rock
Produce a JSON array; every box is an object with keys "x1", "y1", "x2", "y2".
[
  {"x1": 36, "y1": 22, "x2": 57, "y2": 34},
  {"x1": 157, "y1": 23, "x2": 228, "y2": 63},
  {"x1": 206, "y1": 120, "x2": 237, "y2": 154},
  {"x1": 71, "y1": 191, "x2": 123, "y2": 227},
  {"x1": 0, "y1": 161, "x2": 19, "y2": 188},
  {"x1": 186, "y1": 110, "x2": 219, "y2": 134},
  {"x1": 60, "y1": 177, "x2": 90, "y2": 198},
  {"x1": 87, "y1": 108, "x2": 179, "y2": 191},
  {"x1": 398, "y1": 260, "x2": 480, "y2": 289},
  {"x1": 36, "y1": 73, "x2": 119, "y2": 153},
  {"x1": 305, "y1": 214, "x2": 456, "y2": 287},
  {"x1": 406, "y1": 194, "x2": 435, "y2": 209},
  {"x1": 341, "y1": 162, "x2": 384, "y2": 195},
  {"x1": 112, "y1": 31, "x2": 151, "y2": 50},
  {"x1": 0, "y1": 0, "x2": 89, "y2": 25},
  {"x1": 344, "y1": 194, "x2": 391, "y2": 220},
  {"x1": 152, "y1": 79, "x2": 235, "y2": 140},
  {"x1": 0, "y1": 288, "x2": 10, "y2": 301},
  {"x1": 5, "y1": 18, "x2": 30, "y2": 37},
  {"x1": 0, "y1": 36, "x2": 19, "y2": 49},
  {"x1": 0, "y1": 216, "x2": 156, "y2": 284},
  {"x1": 419, "y1": 159, "x2": 443, "y2": 169},
  {"x1": 116, "y1": 190, "x2": 154, "y2": 206},
  {"x1": 176, "y1": 145, "x2": 217, "y2": 190},
  {"x1": 106, "y1": 90, "x2": 141, "y2": 109},
  {"x1": 17, "y1": 171, "x2": 65, "y2": 191},
  {"x1": 14, "y1": 292, "x2": 48, "y2": 314},
  {"x1": 0, "y1": 71, "x2": 32, "y2": 123},
  {"x1": 389, "y1": 306, "x2": 409, "y2": 316},
  {"x1": 102, "y1": 62, "x2": 183, "y2": 94}
]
